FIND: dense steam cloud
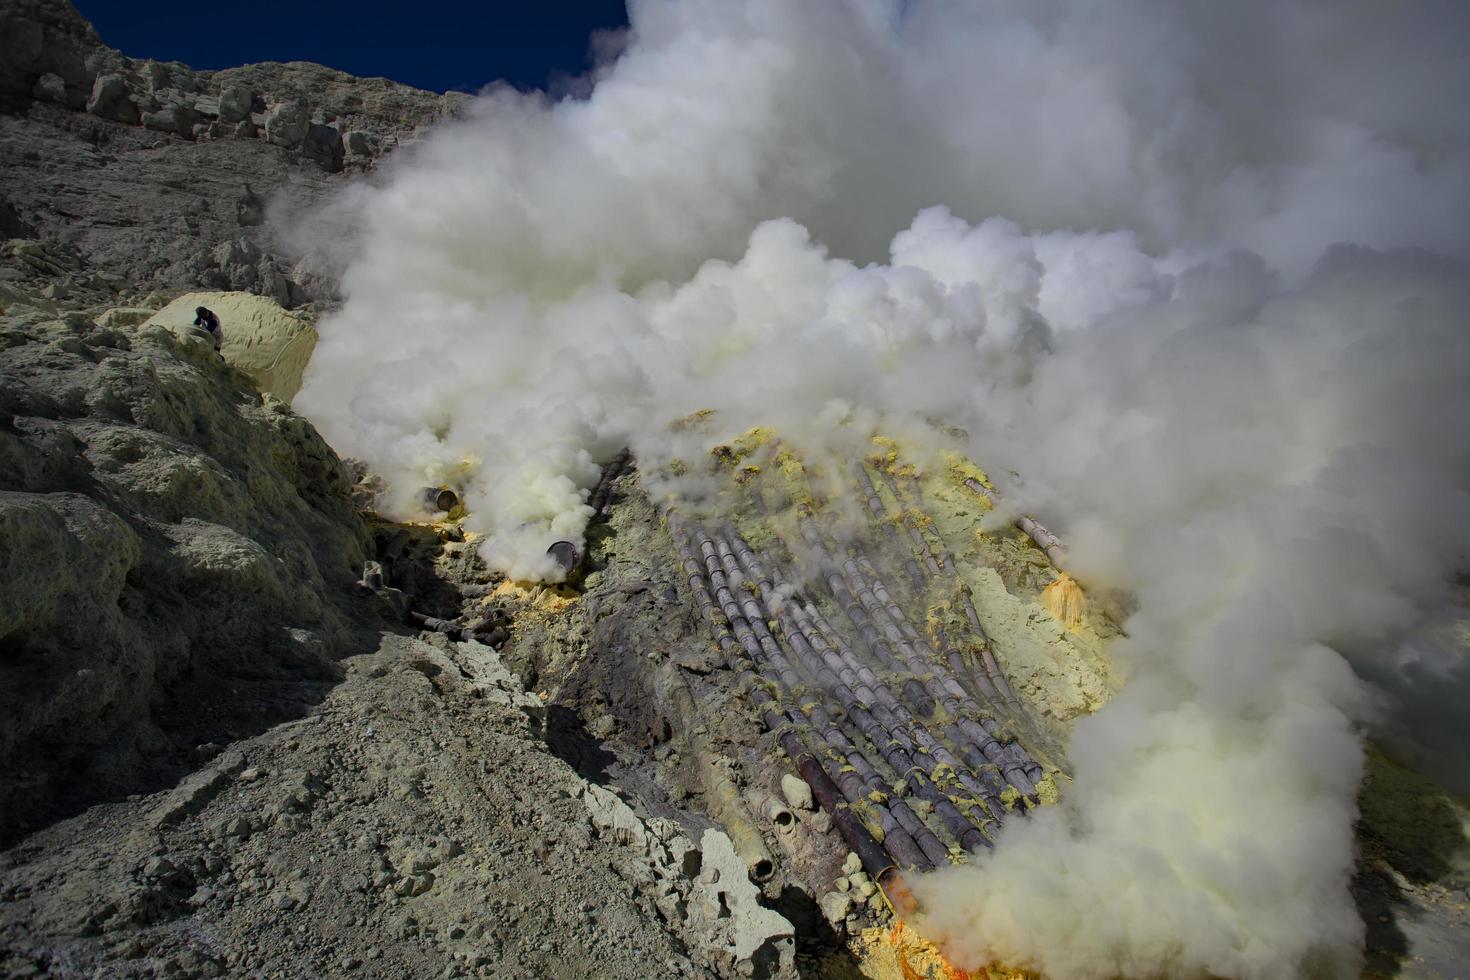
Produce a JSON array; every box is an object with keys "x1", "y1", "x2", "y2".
[{"x1": 291, "y1": 0, "x2": 1470, "y2": 976}]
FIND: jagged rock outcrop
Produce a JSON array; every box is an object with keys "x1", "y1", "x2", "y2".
[
  {"x1": 0, "y1": 308, "x2": 371, "y2": 843},
  {"x1": 0, "y1": 0, "x2": 469, "y2": 304}
]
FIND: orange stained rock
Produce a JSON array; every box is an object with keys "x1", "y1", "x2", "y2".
[
  {"x1": 1041, "y1": 572, "x2": 1085, "y2": 630},
  {"x1": 864, "y1": 875, "x2": 1032, "y2": 980}
]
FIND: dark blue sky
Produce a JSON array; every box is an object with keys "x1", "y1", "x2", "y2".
[{"x1": 73, "y1": 1, "x2": 631, "y2": 94}]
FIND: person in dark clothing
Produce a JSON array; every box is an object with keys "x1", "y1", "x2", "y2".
[{"x1": 193, "y1": 306, "x2": 222, "y2": 352}]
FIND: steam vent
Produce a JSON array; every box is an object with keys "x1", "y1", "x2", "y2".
[{"x1": 4, "y1": 0, "x2": 1470, "y2": 977}]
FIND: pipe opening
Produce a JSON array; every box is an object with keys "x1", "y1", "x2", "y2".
[
  {"x1": 749, "y1": 858, "x2": 774, "y2": 882},
  {"x1": 547, "y1": 540, "x2": 580, "y2": 572},
  {"x1": 761, "y1": 797, "x2": 796, "y2": 832},
  {"x1": 419, "y1": 486, "x2": 459, "y2": 513}
]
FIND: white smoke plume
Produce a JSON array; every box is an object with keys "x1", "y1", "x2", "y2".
[{"x1": 289, "y1": 0, "x2": 1470, "y2": 975}]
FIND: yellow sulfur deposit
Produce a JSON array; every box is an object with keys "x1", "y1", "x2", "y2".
[
  {"x1": 942, "y1": 452, "x2": 992, "y2": 499},
  {"x1": 869, "y1": 435, "x2": 919, "y2": 478},
  {"x1": 849, "y1": 919, "x2": 1035, "y2": 980},
  {"x1": 1031, "y1": 771, "x2": 1062, "y2": 807},
  {"x1": 774, "y1": 448, "x2": 815, "y2": 513},
  {"x1": 491, "y1": 578, "x2": 578, "y2": 618},
  {"x1": 669, "y1": 407, "x2": 717, "y2": 431},
  {"x1": 868, "y1": 435, "x2": 901, "y2": 471},
  {"x1": 144, "y1": 290, "x2": 318, "y2": 401},
  {"x1": 729, "y1": 425, "x2": 777, "y2": 457}
]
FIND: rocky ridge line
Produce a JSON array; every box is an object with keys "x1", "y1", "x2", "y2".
[{"x1": 1, "y1": 0, "x2": 469, "y2": 305}]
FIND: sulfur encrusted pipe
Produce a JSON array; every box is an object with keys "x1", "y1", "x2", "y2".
[
  {"x1": 419, "y1": 486, "x2": 459, "y2": 513},
  {"x1": 749, "y1": 541, "x2": 1007, "y2": 829},
  {"x1": 846, "y1": 545, "x2": 1040, "y2": 778},
  {"x1": 800, "y1": 521, "x2": 937, "y2": 715},
  {"x1": 874, "y1": 467, "x2": 956, "y2": 574},
  {"x1": 792, "y1": 598, "x2": 1008, "y2": 833},
  {"x1": 956, "y1": 584, "x2": 1023, "y2": 714},
  {"x1": 853, "y1": 464, "x2": 926, "y2": 589},
  {"x1": 963, "y1": 476, "x2": 1066, "y2": 570},
  {"x1": 669, "y1": 677, "x2": 776, "y2": 881},
  {"x1": 764, "y1": 591, "x2": 967, "y2": 861},
  {"x1": 771, "y1": 721, "x2": 894, "y2": 879},
  {"x1": 813, "y1": 527, "x2": 1043, "y2": 796},
  {"x1": 722, "y1": 530, "x2": 993, "y2": 852},
  {"x1": 864, "y1": 465, "x2": 943, "y2": 579},
  {"x1": 669, "y1": 512, "x2": 934, "y2": 871},
  {"x1": 588, "y1": 448, "x2": 632, "y2": 518},
  {"x1": 691, "y1": 525, "x2": 937, "y2": 869}
]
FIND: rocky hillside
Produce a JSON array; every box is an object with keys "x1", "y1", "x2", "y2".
[
  {"x1": 0, "y1": 302, "x2": 811, "y2": 979},
  {"x1": 2, "y1": 4, "x2": 1466, "y2": 979},
  {"x1": 0, "y1": 0, "x2": 467, "y2": 305},
  {"x1": 0, "y1": 309, "x2": 372, "y2": 844}
]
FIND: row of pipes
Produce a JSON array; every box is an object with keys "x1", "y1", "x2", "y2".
[{"x1": 665, "y1": 491, "x2": 1051, "y2": 886}]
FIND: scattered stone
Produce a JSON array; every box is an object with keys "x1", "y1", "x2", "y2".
[
  {"x1": 87, "y1": 73, "x2": 139, "y2": 123},
  {"x1": 217, "y1": 85, "x2": 254, "y2": 122},
  {"x1": 819, "y1": 891, "x2": 852, "y2": 928},
  {"x1": 779, "y1": 774, "x2": 813, "y2": 812}
]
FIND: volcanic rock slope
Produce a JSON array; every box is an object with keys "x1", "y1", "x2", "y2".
[
  {"x1": 0, "y1": 310, "x2": 372, "y2": 843},
  {"x1": 2, "y1": 2, "x2": 1468, "y2": 979},
  {"x1": 0, "y1": 0, "x2": 467, "y2": 306},
  {"x1": 0, "y1": 303, "x2": 809, "y2": 980}
]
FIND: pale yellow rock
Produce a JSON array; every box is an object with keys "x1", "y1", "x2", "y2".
[
  {"x1": 97, "y1": 307, "x2": 155, "y2": 328},
  {"x1": 143, "y1": 291, "x2": 318, "y2": 401}
]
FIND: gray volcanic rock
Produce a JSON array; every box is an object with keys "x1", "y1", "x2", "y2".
[
  {"x1": 0, "y1": 0, "x2": 470, "y2": 304},
  {"x1": 0, "y1": 310, "x2": 372, "y2": 842}
]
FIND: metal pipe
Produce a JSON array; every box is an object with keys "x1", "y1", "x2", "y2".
[
  {"x1": 673, "y1": 514, "x2": 939, "y2": 871},
  {"x1": 871, "y1": 467, "x2": 952, "y2": 577},
  {"x1": 721, "y1": 529, "x2": 991, "y2": 855},
  {"x1": 796, "y1": 598, "x2": 1008, "y2": 824},
  {"x1": 670, "y1": 668, "x2": 775, "y2": 883},
  {"x1": 589, "y1": 449, "x2": 632, "y2": 518},
  {"x1": 840, "y1": 552, "x2": 1043, "y2": 794},
  {"x1": 801, "y1": 521, "x2": 1042, "y2": 799},
  {"x1": 419, "y1": 486, "x2": 459, "y2": 513},
  {"x1": 957, "y1": 585, "x2": 1023, "y2": 713},
  {"x1": 963, "y1": 476, "x2": 1066, "y2": 569},
  {"x1": 546, "y1": 540, "x2": 580, "y2": 573},
  {"x1": 407, "y1": 610, "x2": 507, "y2": 647},
  {"x1": 761, "y1": 798, "x2": 796, "y2": 832},
  {"x1": 853, "y1": 464, "x2": 926, "y2": 589}
]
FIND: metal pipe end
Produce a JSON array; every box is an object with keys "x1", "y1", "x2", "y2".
[
  {"x1": 419, "y1": 486, "x2": 459, "y2": 513},
  {"x1": 748, "y1": 856, "x2": 775, "y2": 882},
  {"x1": 547, "y1": 540, "x2": 580, "y2": 573},
  {"x1": 877, "y1": 867, "x2": 916, "y2": 918},
  {"x1": 760, "y1": 798, "x2": 796, "y2": 832}
]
